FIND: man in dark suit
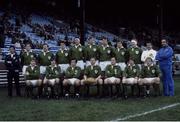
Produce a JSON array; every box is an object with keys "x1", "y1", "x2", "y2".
[{"x1": 5, "y1": 46, "x2": 21, "y2": 97}]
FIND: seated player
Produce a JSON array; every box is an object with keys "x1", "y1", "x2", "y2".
[
  {"x1": 122, "y1": 59, "x2": 140, "y2": 98},
  {"x1": 25, "y1": 58, "x2": 42, "y2": 98},
  {"x1": 63, "y1": 59, "x2": 82, "y2": 98},
  {"x1": 81, "y1": 57, "x2": 103, "y2": 97},
  {"x1": 104, "y1": 57, "x2": 122, "y2": 97},
  {"x1": 138, "y1": 57, "x2": 161, "y2": 97},
  {"x1": 44, "y1": 59, "x2": 61, "y2": 98}
]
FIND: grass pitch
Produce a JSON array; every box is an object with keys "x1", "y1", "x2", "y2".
[{"x1": 0, "y1": 77, "x2": 180, "y2": 121}]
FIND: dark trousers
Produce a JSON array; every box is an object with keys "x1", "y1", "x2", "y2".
[{"x1": 7, "y1": 70, "x2": 21, "y2": 96}]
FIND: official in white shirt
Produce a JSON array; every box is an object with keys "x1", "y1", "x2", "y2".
[{"x1": 141, "y1": 42, "x2": 157, "y2": 62}]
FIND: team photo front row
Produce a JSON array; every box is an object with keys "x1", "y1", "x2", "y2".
[{"x1": 8, "y1": 56, "x2": 161, "y2": 99}]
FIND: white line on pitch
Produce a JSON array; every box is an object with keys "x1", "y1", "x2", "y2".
[{"x1": 111, "y1": 103, "x2": 180, "y2": 121}]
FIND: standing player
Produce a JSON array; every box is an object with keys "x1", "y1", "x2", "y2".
[
  {"x1": 56, "y1": 40, "x2": 69, "y2": 73},
  {"x1": 84, "y1": 37, "x2": 99, "y2": 66},
  {"x1": 38, "y1": 44, "x2": 54, "y2": 75},
  {"x1": 98, "y1": 37, "x2": 113, "y2": 71},
  {"x1": 69, "y1": 38, "x2": 85, "y2": 70},
  {"x1": 127, "y1": 39, "x2": 142, "y2": 67},
  {"x1": 21, "y1": 43, "x2": 36, "y2": 75},
  {"x1": 113, "y1": 40, "x2": 127, "y2": 71}
]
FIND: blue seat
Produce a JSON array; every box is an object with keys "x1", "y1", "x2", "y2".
[{"x1": 50, "y1": 46, "x2": 60, "y2": 50}]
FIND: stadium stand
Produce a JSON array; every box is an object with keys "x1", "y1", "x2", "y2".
[
  {"x1": 0, "y1": 9, "x2": 124, "y2": 85},
  {"x1": 0, "y1": 9, "x2": 122, "y2": 56},
  {"x1": 0, "y1": 70, "x2": 25, "y2": 85},
  {"x1": 0, "y1": 8, "x2": 180, "y2": 86}
]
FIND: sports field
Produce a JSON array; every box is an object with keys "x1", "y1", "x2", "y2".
[{"x1": 0, "y1": 76, "x2": 180, "y2": 121}]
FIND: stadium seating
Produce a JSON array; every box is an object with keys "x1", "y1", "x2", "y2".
[
  {"x1": 1, "y1": 8, "x2": 180, "y2": 87},
  {"x1": 0, "y1": 70, "x2": 25, "y2": 85},
  {"x1": 0, "y1": 9, "x2": 123, "y2": 57},
  {"x1": 31, "y1": 14, "x2": 52, "y2": 25}
]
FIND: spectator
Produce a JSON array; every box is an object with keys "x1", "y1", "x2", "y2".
[{"x1": 14, "y1": 40, "x2": 21, "y2": 48}]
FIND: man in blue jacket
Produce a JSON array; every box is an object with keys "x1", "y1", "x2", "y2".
[{"x1": 156, "y1": 39, "x2": 174, "y2": 96}]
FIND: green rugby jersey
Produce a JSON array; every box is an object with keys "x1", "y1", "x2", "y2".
[
  {"x1": 45, "y1": 65, "x2": 61, "y2": 79},
  {"x1": 69, "y1": 45, "x2": 84, "y2": 60},
  {"x1": 38, "y1": 51, "x2": 54, "y2": 66},
  {"x1": 26, "y1": 65, "x2": 40, "y2": 80},
  {"x1": 84, "y1": 44, "x2": 98, "y2": 60},
  {"x1": 56, "y1": 49, "x2": 69, "y2": 64},
  {"x1": 123, "y1": 64, "x2": 140, "y2": 78},
  {"x1": 65, "y1": 66, "x2": 81, "y2": 78},
  {"x1": 140, "y1": 64, "x2": 160, "y2": 78},
  {"x1": 105, "y1": 65, "x2": 122, "y2": 77},
  {"x1": 98, "y1": 45, "x2": 113, "y2": 61},
  {"x1": 127, "y1": 47, "x2": 142, "y2": 64},
  {"x1": 84, "y1": 65, "x2": 101, "y2": 78}
]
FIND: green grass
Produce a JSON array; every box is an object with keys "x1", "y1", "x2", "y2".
[
  {"x1": 129, "y1": 105, "x2": 180, "y2": 121},
  {"x1": 0, "y1": 77, "x2": 180, "y2": 121}
]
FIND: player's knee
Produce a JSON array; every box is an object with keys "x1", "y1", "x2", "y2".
[
  {"x1": 43, "y1": 79, "x2": 48, "y2": 85},
  {"x1": 37, "y1": 79, "x2": 42, "y2": 86},
  {"x1": 49, "y1": 81, "x2": 55, "y2": 86},
  {"x1": 63, "y1": 80, "x2": 68, "y2": 86},
  {"x1": 80, "y1": 80, "x2": 84, "y2": 85},
  {"x1": 63, "y1": 79, "x2": 70, "y2": 86},
  {"x1": 122, "y1": 79, "x2": 126, "y2": 84},
  {"x1": 138, "y1": 79, "x2": 143, "y2": 85},
  {"x1": 115, "y1": 79, "x2": 121, "y2": 84},
  {"x1": 155, "y1": 78, "x2": 160, "y2": 84},
  {"x1": 55, "y1": 78, "x2": 60, "y2": 84},
  {"x1": 74, "y1": 80, "x2": 80, "y2": 86},
  {"x1": 97, "y1": 79, "x2": 103, "y2": 85},
  {"x1": 104, "y1": 79, "x2": 108, "y2": 84},
  {"x1": 26, "y1": 80, "x2": 31, "y2": 86},
  {"x1": 133, "y1": 79, "x2": 138, "y2": 84}
]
